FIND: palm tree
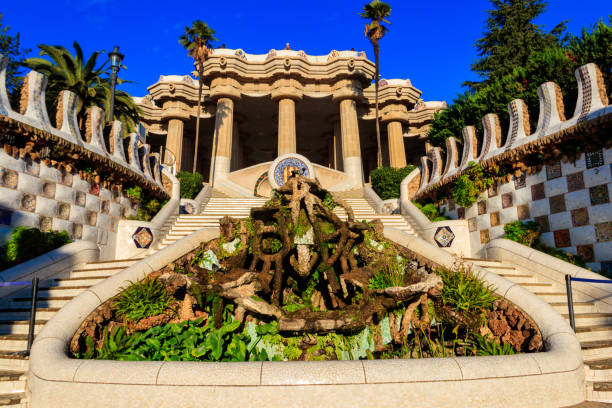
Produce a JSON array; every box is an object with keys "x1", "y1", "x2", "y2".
[
  {"x1": 22, "y1": 42, "x2": 140, "y2": 131},
  {"x1": 360, "y1": 1, "x2": 391, "y2": 169},
  {"x1": 179, "y1": 20, "x2": 217, "y2": 173}
]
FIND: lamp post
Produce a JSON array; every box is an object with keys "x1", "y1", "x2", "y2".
[{"x1": 108, "y1": 46, "x2": 124, "y2": 122}]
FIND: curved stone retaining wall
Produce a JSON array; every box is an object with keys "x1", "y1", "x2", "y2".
[{"x1": 28, "y1": 228, "x2": 585, "y2": 407}]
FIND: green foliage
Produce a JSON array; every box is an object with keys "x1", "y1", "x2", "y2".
[
  {"x1": 369, "y1": 255, "x2": 409, "y2": 290},
  {"x1": 503, "y1": 221, "x2": 588, "y2": 268},
  {"x1": 0, "y1": 227, "x2": 71, "y2": 270},
  {"x1": 468, "y1": 0, "x2": 565, "y2": 89},
  {"x1": 451, "y1": 164, "x2": 493, "y2": 208},
  {"x1": 176, "y1": 171, "x2": 205, "y2": 199},
  {"x1": 413, "y1": 202, "x2": 450, "y2": 222},
  {"x1": 125, "y1": 185, "x2": 167, "y2": 222},
  {"x1": 370, "y1": 166, "x2": 417, "y2": 200},
  {"x1": 0, "y1": 13, "x2": 30, "y2": 107},
  {"x1": 436, "y1": 267, "x2": 496, "y2": 314},
  {"x1": 113, "y1": 279, "x2": 173, "y2": 323},
  {"x1": 503, "y1": 221, "x2": 540, "y2": 246},
  {"x1": 22, "y1": 41, "x2": 141, "y2": 131},
  {"x1": 84, "y1": 326, "x2": 140, "y2": 360},
  {"x1": 468, "y1": 333, "x2": 516, "y2": 356},
  {"x1": 323, "y1": 193, "x2": 337, "y2": 211}
]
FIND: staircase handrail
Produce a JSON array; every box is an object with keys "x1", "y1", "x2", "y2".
[
  {"x1": 193, "y1": 183, "x2": 213, "y2": 213},
  {"x1": 486, "y1": 238, "x2": 612, "y2": 312},
  {"x1": 362, "y1": 184, "x2": 385, "y2": 214},
  {"x1": 399, "y1": 170, "x2": 433, "y2": 230}
]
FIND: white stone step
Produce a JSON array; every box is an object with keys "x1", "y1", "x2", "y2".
[
  {"x1": 0, "y1": 336, "x2": 27, "y2": 352},
  {"x1": 519, "y1": 282, "x2": 561, "y2": 293},
  {"x1": 548, "y1": 302, "x2": 597, "y2": 315},
  {"x1": 577, "y1": 325, "x2": 612, "y2": 342},
  {"x1": 70, "y1": 267, "x2": 124, "y2": 279},
  {"x1": 0, "y1": 309, "x2": 58, "y2": 321},
  {"x1": 44, "y1": 276, "x2": 107, "y2": 287},
  {"x1": 495, "y1": 273, "x2": 538, "y2": 285},
  {"x1": 0, "y1": 372, "x2": 26, "y2": 395},
  {"x1": 10, "y1": 297, "x2": 73, "y2": 309},
  {"x1": 75, "y1": 260, "x2": 140, "y2": 271},
  {"x1": 586, "y1": 360, "x2": 612, "y2": 382},
  {"x1": 582, "y1": 340, "x2": 612, "y2": 361},
  {"x1": 0, "y1": 321, "x2": 44, "y2": 336},
  {"x1": 0, "y1": 356, "x2": 28, "y2": 372},
  {"x1": 567, "y1": 313, "x2": 612, "y2": 328},
  {"x1": 36, "y1": 286, "x2": 90, "y2": 298}
]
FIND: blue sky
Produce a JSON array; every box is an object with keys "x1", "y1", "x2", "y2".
[{"x1": 1, "y1": 1, "x2": 609, "y2": 103}]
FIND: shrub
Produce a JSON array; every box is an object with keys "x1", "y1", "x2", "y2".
[
  {"x1": 370, "y1": 166, "x2": 416, "y2": 200},
  {"x1": 436, "y1": 266, "x2": 496, "y2": 314},
  {"x1": 113, "y1": 279, "x2": 173, "y2": 323},
  {"x1": 177, "y1": 171, "x2": 204, "y2": 199},
  {"x1": 125, "y1": 185, "x2": 168, "y2": 222},
  {"x1": 413, "y1": 202, "x2": 450, "y2": 222},
  {"x1": 503, "y1": 221, "x2": 540, "y2": 246},
  {"x1": 0, "y1": 227, "x2": 71, "y2": 270},
  {"x1": 451, "y1": 163, "x2": 493, "y2": 208}
]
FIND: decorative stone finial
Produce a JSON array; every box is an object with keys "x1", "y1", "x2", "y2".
[{"x1": 284, "y1": 43, "x2": 291, "y2": 50}]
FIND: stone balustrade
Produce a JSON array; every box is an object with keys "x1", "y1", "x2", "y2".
[
  {"x1": 413, "y1": 63, "x2": 611, "y2": 197},
  {"x1": 0, "y1": 53, "x2": 166, "y2": 198}
]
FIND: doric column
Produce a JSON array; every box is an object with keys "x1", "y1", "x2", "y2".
[
  {"x1": 231, "y1": 117, "x2": 241, "y2": 171},
  {"x1": 210, "y1": 97, "x2": 234, "y2": 185},
  {"x1": 339, "y1": 98, "x2": 363, "y2": 186},
  {"x1": 166, "y1": 118, "x2": 184, "y2": 170},
  {"x1": 381, "y1": 104, "x2": 410, "y2": 169},
  {"x1": 387, "y1": 121, "x2": 407, "y2": 168},
  {"x1": 277, "y1": 98, "x2": 296, "y2": 156}
]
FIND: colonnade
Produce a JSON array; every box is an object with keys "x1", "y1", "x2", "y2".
[{"x1": 164, "y1": 95, "x2": 410, "y2": 187}]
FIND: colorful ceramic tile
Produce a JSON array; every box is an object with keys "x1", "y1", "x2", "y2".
[
  {"x1": 39, "y1": 215, "x2": 53, "y2": 232},
  {"x1": 75, "y1": 192, "x2": 86, "y2": 207},
  {"x1": 517, "y1": 204, "x2": 530, "y2": 220},
  {"x1": 468, "y1": 217, "x2": 477, "y2": 232},
  {"x1": 24, "y1": 157, "x2": 40, "y2": 177},
  {"x1": 595, "y1": 221, "x2": 612, "y2": 242},
  {"x1": 585, "y1": 150, "x2": 604, "y2": 169},
  {"x1": 571, "y1": 208, "x2": 589, "y2": 227},
  {"x1": 41, "y1": 182, "x2": 56, "y2": 199},
  {"x1": 534, "y1": 215, "x2": 550, "y2": 233},
  {"x1": 531, "y1": 182, "x2": 545, "y2": 201},
  {"x1": 513, "y1": 174, "x2": 526, "y2": 190},
  {"x1": 566, "y1": 172, "x2": 585, "y2": 193},
  {"x1": 434, "y1": 226, "x2": 455, "y2": 247},
  {"x1": 546, "y1": 162, "x2": 562, "y2": 180},
  {"x1": 480, "y1": 229, "x2": 490, "y2": 244},
  {"x1": 477, "y1": 201, "x2": 487, "y2": 215},
  {"x1": 490, "y1": 211, "x2": 501, "y2": 227},
  {"x1": 488, "y1": 184, "x2": 498, "y2": 198},
  {"x1": 501, "y1": 193, "x2": 513, "y2": 209},
  {"x1": 57, "y1": 202, "x2": 71, "y2": 220},
  {"x1": 589, "y1": 184, "x2": 609, "y2": 206},
  {"x1": 60, "y1": 168, "x2": 73, "y2": 187},
  {"x1": 87, "y1": 211, "x2": 97, "y2": 227},
  {"x1": 576, "y1": 244, "x2": 594, "y2": 262},
  {"x1": 549, "y1": 194, "x2": 566, "y2": 214},
  {"x1": 0, "y1": 168, "x2": 18, "y2": 189},
  {"x1": 132, "y1": 226, "x2": 154, "y2": 248},
  {"x1": 72, "y1": 223, "x2": 83, "y2": 240},
  {"x1": 19, "y1": 193, "x2": 36, "y2": 212},
  {"x1": 457, "y1": 207, "x2": 465, "y2": 220},
  {"x1": 553, "y1": 229, "x2": 571, "y2": 248},
  {"x1": 89, "y1": 181, "x2": 100, "y2": 196},
  {"x1": 101, "y1": 200, "x2": 111, "y2": 215}
]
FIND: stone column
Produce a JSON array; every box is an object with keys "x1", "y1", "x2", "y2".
[
  {"x1": 231, "y1": 118, "x2": 241, "y2": 171},
  {"x1": 339, "y1": 98, "x2": 363, "y2": 187},
  {"x1": 210, "y1": 97, "x2": 234, "y2": 185},
  {"x1": 277, "y1": 98, "x2": 297, "y2": 156},
  {"x1": 166, "y1": 118, "x2": 184, "y2": 171},
  {"x1": 387, "y1": 121, "x2": 407, "y2": 168},
  {"x1": 333, "y1": 120, "x2": 343, "y2": 171}
]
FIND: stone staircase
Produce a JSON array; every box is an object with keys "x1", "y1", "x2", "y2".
[
  {"x1": 0, "y1": 258, "x2": 142, "y2": 407},
  {"x1": 466, "y1": 258, "x2": 612, "y2": 403}
]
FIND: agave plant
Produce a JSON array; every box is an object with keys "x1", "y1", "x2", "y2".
[{"x1": 22, "y1": 41, "x2": 140, "y2": 132}]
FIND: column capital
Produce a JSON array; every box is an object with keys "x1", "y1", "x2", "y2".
[
  {"x1": 161, "y1": 100, "x2": 191, "y2": 122},
  {"x1": 380, "y1": 103, "x2": 409, "y2": 124},
  {"x1": 331, "y1": 79, "x2": 364, "y2": 103},
  {"x1": 271, "y1": 78, "x2": 304, "y2": 102},
  {"x1": 209, "y1": 77, "x2": 242, "y2": 101}
]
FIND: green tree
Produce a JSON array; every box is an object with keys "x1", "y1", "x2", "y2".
[
  {"x1": 22, "y1": 42, "x2": 140, "y2": 131},
  {"x1": 0, "y1": 13, "x2": 30, "y2": 107},
  {"x1": 360, "y1": 0, "x2": 391, "y2": 169},
  {"x1": 179, "y1": 20, "x2": 217, "y2": 173},
  {"x1": 466, "y1": 0, "x2": 565, "y2": 90}
]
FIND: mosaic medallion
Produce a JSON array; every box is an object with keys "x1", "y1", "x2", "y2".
[
  {"x1": 434, "y1": 226, "x2": 455, "y2": 247},
  {"x1": 132, "y1": 226, "x2": 153, "y2": 248},
  {"x1": 180, "y1": 202, "x2": 196, "y2": 214},
  {"x1": 268, "y1": 154, "x2": 315, "y2": 189}
]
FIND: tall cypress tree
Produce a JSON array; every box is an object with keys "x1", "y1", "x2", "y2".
[
  {"x1": 465, "y1": 0, "x2": 566, "y2": 90},
  {"x1": 0, "y1": 13, "x2": 30, "y2": 107}
]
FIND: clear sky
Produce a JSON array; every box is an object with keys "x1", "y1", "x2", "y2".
[{"x1": 1, "y1": 1, "x2": 609, "y2": 103}]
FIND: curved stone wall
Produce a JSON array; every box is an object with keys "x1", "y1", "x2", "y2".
[{"x1": 28, "y1": 228, "x2": 585, "y2": 408}]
